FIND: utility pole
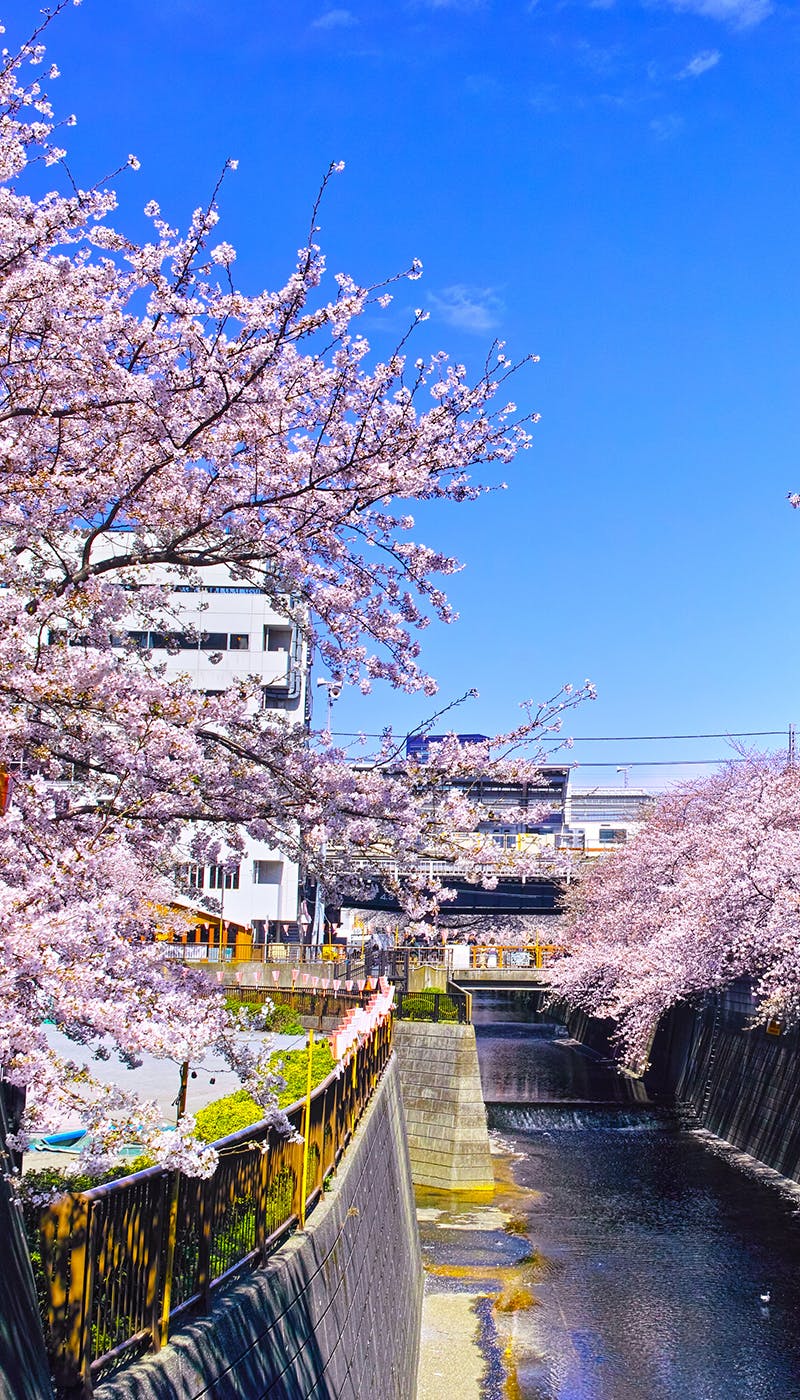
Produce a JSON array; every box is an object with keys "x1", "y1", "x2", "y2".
[
  {"x1": 311, "y1": 679, "x2": 341, "y2": 949},
  {"x1": 790, "y1": 723, "x2": 796, "y2": 767}
]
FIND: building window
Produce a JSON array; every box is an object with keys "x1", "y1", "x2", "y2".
[
  {"x1": 229, "y1": 633, "x2": 249, "y2": 651},
  {"x1": 264, "y1": 626, "x2": 292, "y2": 652},
  {"x1": 557, "y1": 830, "x2": 585, "y2": 850},
  {"x1": 200, "y1": 632, "x2": 228, "y2": 650},
  {"x1": 253, "y1": 860, "x2": 282, "y2": 884},
  {"x1": 177, "y1": 863, "x2": 204, "y2": 889},
  {"x1": 209, "y1": 864, "x2": 240, "y2": 889}
]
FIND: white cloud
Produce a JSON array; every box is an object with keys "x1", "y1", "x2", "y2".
[
  {"x1": 311, "y1": 8, "x2": 358, "y2": 29},
  {"x1": 663, "y1": 0, "x2": 772, "y2": 28},
  {"x1": 650, "y1": 112, "x2": 685, "y2": 140},
  {"x1": 677, "y1": 48, "x2": 721, "y2": 77},
  {"x1": 429, "y1": 285, "x2": 504, "y2": 333},
  {"x1": 415, "y1": 0, "x2": 486, "y2": 10}
]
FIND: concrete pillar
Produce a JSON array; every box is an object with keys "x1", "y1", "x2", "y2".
[{"x1": 394, "y1": 1021, "x2": 493, "y2": 1191}]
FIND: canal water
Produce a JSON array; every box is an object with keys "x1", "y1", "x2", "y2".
[{"x1": 470, "y1": 991, "x2": 800, "y2": 1400}]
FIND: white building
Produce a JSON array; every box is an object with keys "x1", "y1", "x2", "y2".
[{"x1": 103, "y1": 549, "x2": 307, "y2": 943}]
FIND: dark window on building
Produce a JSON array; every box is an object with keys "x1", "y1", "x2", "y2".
[
  {"x1": 264, "y1": 626, "x2": 292, "y2": 652},
  {"x1": 229, "y1": 633, "x2": 249, "y2": 651},
  {"x1": 200, "y1": 632, "x2": 228, "y2": 650},
  {"x1": 209, "y1": 864, "x2": 240, "y2": 890},
  {"x1": 253, "y1": 860, "x2": 282, "y2": 884},
  {"x1": 177, "y1": 862, "x2": 204, "y2": 889}
]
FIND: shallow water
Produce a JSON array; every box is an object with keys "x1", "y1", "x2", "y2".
[{"x1": 472, "y1": 992, "x2": 800, "y2": 1400}]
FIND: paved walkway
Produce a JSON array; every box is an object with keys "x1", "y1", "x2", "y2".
[
  {"x1": 23, "y1": 1026, "x2": 305, "y2": 1170},
  {"x1": 417, "y1": 1292, "x2": 485, "y2": 1400}
]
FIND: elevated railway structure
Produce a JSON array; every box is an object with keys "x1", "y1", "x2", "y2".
[{"x1": 328, "y1": 852, "x2": 568, "y2": 917}]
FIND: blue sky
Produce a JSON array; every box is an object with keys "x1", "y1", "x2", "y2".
[{"x1": 15, "y1": 0, "x2": 800, "y2": 784}]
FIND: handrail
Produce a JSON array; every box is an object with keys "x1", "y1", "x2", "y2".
[
  {"x1": 364, "y1": 943, "x2": 564, "y2": 983},
  {"x1": 228, "y1": 986, "x2": 377, "y2": 1019},
  {"x1": 39, "y1": 1013, "x2": 394, "y2": 1398}
]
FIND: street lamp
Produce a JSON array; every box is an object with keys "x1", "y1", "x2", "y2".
[{"x1": 316, "y1": 676, "x2": 342, "y2": 733}]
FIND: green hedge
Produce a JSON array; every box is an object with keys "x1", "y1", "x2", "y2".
[
  {"x1": 194, "y1": 1040, "x2": 336, "y2": 1144},
  {"x1": 398, "y1": 992, "x2": 459, "y2": 1022},
  {"x1": 223, "y1": 994, "x2": 305, "y2": 1035}
]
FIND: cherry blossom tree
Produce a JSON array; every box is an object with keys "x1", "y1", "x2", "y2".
[
  {"x1": 0, "y1": 5, "x2": 592, "y2": 1165},
  {"x1": 551, "y1": 755, "x2": 800, "y2": 1070}
]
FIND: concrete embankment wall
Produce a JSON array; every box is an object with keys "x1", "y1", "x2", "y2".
[
  {"x1": 95, "y1": 1056, "x2": 422, "y2": 1400},
  {"x1": 394, "y1": 1021, "x2": 493, "y2": 1191},
  {"x1": 562, "y1": 982, "x2": 800, "y2": 1185},
  {"x1": 648, "y1": 984, "x2": 800, "y2": 1182}
]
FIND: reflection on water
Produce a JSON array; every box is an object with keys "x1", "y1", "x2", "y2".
[{"x1": 472, "y1": 992, "x2": 800, "y2": 1400}]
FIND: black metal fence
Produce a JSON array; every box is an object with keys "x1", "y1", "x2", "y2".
[
  {"x1": 227, "y1": 984, "x2": 376, "y2": 1019},
  {"x1": 39, "y1": 1015, "x2": 393, "y2": 1398},
  {"x1": 393, "y1": 983, "x2": 471, "y2": 1024}
]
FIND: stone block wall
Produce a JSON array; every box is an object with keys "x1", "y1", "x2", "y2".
[
  {"x1": 95, "y1": 1056, "x2": 422, "y2": 1400},
  {"x1": 394, "y1": 1021, "x2": 493, "y2": 1191}
]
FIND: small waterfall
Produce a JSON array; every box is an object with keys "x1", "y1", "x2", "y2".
[{"x1": 486, "y1": 1102, "x2": 675, "y2": 1133}]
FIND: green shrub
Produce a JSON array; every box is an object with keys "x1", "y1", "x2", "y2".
[
  {"x1": 399, "y1": 993, "x2": 458, "y2": 1022},
  {"x1": 263, "y1": 1002, "x2": 305, "y2": 1035},
  {"x1": 194, "y1": 1088, "x2": 266, "y2": 1143},
  {"x1": 273, "y1": 1039, "x2": 335, "y2": 1106},
  {"x1": 194, "y1": 1039, "x2": 336, "y2": 1144},
  {"x1": 223, "y1": 993, "x2": 304, "y2": 1035}
]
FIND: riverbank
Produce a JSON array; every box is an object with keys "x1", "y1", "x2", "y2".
[{"x1": 415, "y1": 1136, "x2": 542, "y2": 1400}]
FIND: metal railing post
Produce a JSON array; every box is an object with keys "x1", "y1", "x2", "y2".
[
  {"x1": 159, "y1": 1172, "x2": 180, "y2": 1350},
  {"x1": 299, "y1": 1031, "x2": 315, "y2": 1229}
]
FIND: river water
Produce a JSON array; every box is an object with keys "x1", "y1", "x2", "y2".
[{"x1": 471, "y1": 991, "x2": 800, "y2": 1400}]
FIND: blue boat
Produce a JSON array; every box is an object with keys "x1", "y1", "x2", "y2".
[{"x1": 41, "y1": 1129, "x2": 87, "y2": 1148}]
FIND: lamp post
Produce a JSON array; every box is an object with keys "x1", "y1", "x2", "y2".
[
  {"x1": 311, "y1": 679, "x2": 341, "y2": 950},
  {"x1": 316, "y1": 676, "x2": 341, "y2": 734}
]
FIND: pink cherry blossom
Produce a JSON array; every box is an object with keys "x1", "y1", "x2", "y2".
[
  {"x1": 0, "y1": 9, "x2": 593, "y2": 1165},
  {"x1": 551, "y1": 754, "x2": 800, "y2": 1069}
]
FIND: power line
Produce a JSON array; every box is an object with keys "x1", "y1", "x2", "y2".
[
  {"x1": 568, "y1": 758, "x2": 760, "y2": 769},
  {"x1": 330, "y1": 727, "x2": 789, "y2": 743}
]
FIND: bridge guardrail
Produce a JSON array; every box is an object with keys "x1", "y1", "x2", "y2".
[
  {"x1": 365, "y1": 943, "x2": 564, "y2": 984},
  {"x1": 161, "y1": 942, "x2": 357, "y2": 979},
  {"x1": 39, "y1": 1014, "x2": 393, "y2": 1398}
]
